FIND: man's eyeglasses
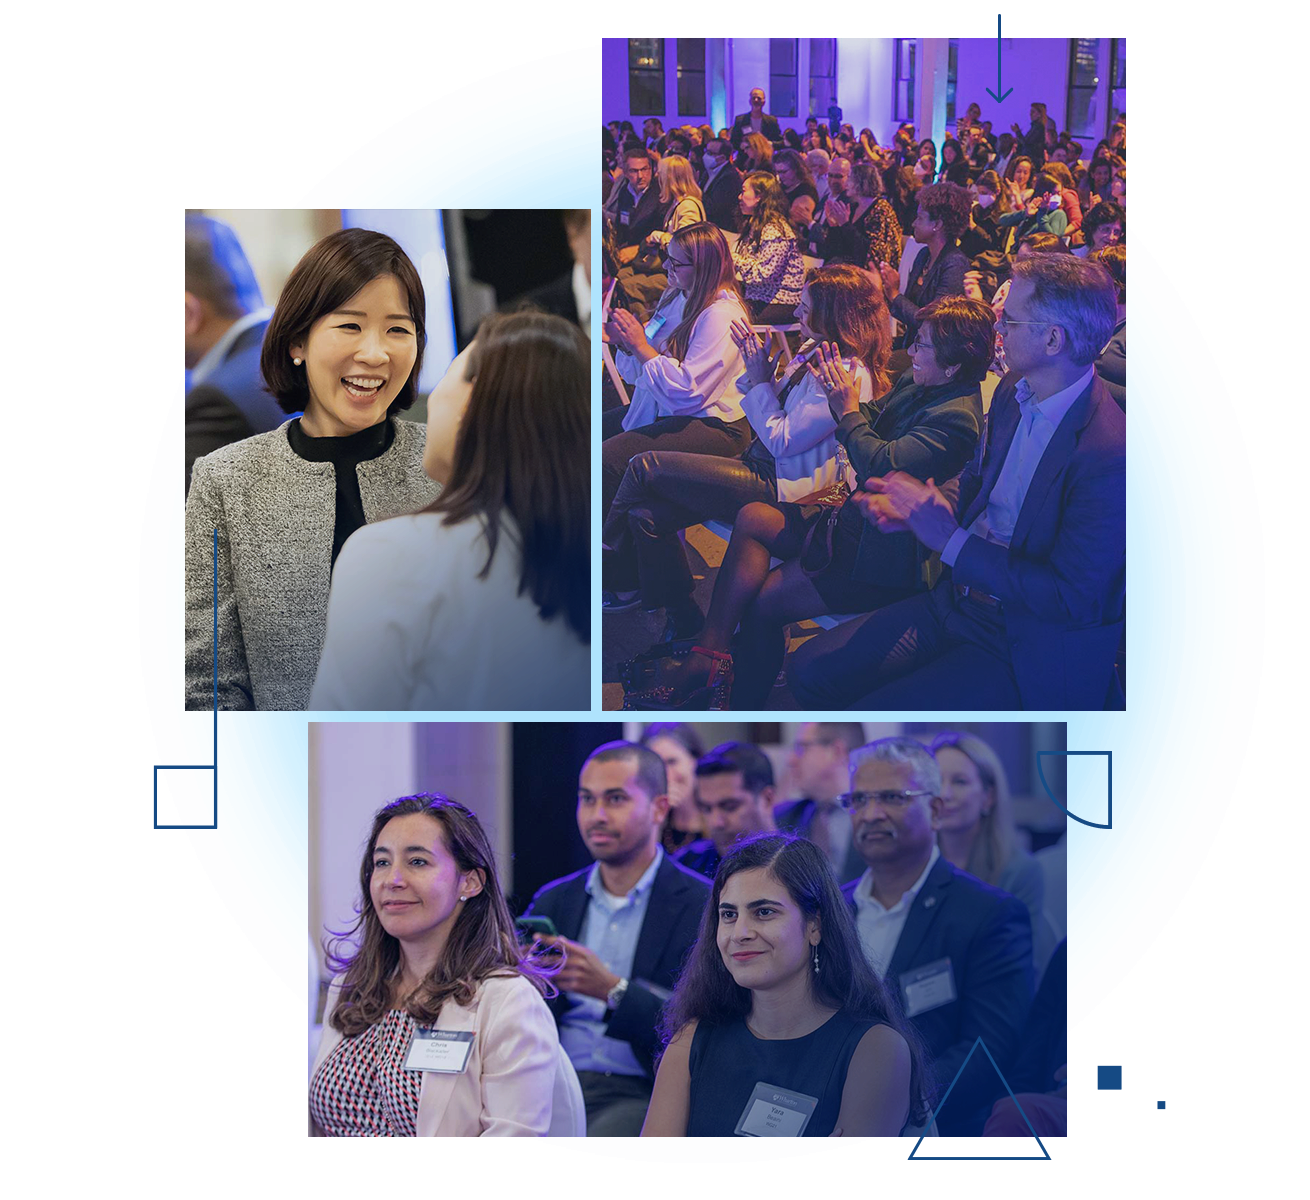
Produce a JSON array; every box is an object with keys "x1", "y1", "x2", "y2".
[
  {"x1": 995, "y1": 312, "x2": 1052, "y2": 331},
  {"x1": 838, "y1": 789, "x2": 935, "y2": 811}
]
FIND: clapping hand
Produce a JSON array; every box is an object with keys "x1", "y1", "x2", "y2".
[
  {"x1": 824, "y1": 197, "x2": 850, "y2": 226},
  {"x1": 731, "y1": 320, "x2": 784, "y2": 388},
  {"x1": 859, "y1": 471, "x2": 960, "y2": 552},
  {"x1": 807, "y1": 340, "x2": 862, "y2": 419},
  {"x1": 607, "y1": 307, "x2": 649, "y2": 356},
  {"x1": 877, "y1": 260, "x2": 900, "y2": 299},
  {"x1": 962, "y1": 269, "x2": 985, "y2": 303}
]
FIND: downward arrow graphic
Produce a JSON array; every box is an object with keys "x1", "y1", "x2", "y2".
[{"x1": 985, "y1": 14, "x2": 1014, "y2": 103}]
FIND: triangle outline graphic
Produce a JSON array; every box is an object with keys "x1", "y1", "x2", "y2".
[{"x1": 907, "y1": 1036, "x2": 1052, "y2": 1160}]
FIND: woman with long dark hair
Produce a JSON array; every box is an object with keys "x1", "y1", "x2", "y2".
[
  {"x1": 640, "y1": 834, "x2": 929, "y2": 1136},
  {"x1": 310, "y1": 794, "x2": 578, "y2": 1136},
  {"x1": 310, "y1": 310, "x2": 590, "y2": 709},
  {"x1": 732, "y1": 171, "x2": 806, "y2": 323},
  {"x1": 642, "y1": 722, "x2": 707, "y2": 853},
  {"x1": 185, "y1": 227, "x2": 441, "y2": 710}
]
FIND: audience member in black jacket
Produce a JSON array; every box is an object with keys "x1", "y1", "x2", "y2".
[
  {"x1": 879, "y1": 183, "x2": 972, "y2": 352},
  {"x1": 700, "y1": 138, "x2": 744, "y2": 232}
]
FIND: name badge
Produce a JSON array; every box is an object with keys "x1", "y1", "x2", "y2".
[
  {"x1": 643, "y1": 313, "x2": 667, "y2": 341},
  {"x1": 735, "y1": 1081, "x2": 820, "y2": 1137},
  {"x1": 619, "y1": 210, "x2": 631, "y2": 225},
  {"x1": 404, "y1": 1027, "x2": 475, "y2": 1074},
  {"x1": 900, "y1": 957, "x2": 957, "y2": 1018}
]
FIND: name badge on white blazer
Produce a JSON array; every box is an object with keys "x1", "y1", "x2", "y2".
[
  {"x1": 734, "y1": 1082, "x2": 819, "y2": 1137},
  {"x1": 404, "y1": 1027, "x2": 475, "y2": 1073},
  {"x1": 900, "y1": 957, "x2": 958, "y2": 1018}
]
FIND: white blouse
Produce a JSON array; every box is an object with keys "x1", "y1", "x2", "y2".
[
  {"x1": 310, "y1": 512, "x2": 589, "y2": 711},
  {"x1": 620, "y1": 288, "x2": 750, "y2": 430}
]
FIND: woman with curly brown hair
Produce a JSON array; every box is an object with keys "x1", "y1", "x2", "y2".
[{"x1": 310, "y1": 794, "x2": 580, "y2": 1136}]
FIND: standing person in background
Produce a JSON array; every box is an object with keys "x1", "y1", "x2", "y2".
[
  {"x1": 730, "y1": 87, "x2": 781, "y2": 149},
  {"x1": 1011, "y1": 103, "x2": 1050, "y2": 169},
  {"x1": 184, "y1": 213, "x2": 283, "y2": 491},
  {"x1": 677, "y1": 741, "x2": 778, "y2": 879},
  {"x1": 775, "y1": 722, "x2": 869, "y2": 885},
  {"x1": 642, "y1": 723, "x2": 706, "y2": 854},
  {"x1": 525, "y1": 741, "x2": 712, "y2": 1136}
]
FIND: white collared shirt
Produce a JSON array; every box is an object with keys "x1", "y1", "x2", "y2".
[
  {"x1": 852, "y1": 845, "x2": 940, "y2": 977},
  {"x1": 942, "y1": 366, "x2": 1094, "y2": 565},
  {"x1": 188, "y1": 306, "x2": 273, "y2": 389}
]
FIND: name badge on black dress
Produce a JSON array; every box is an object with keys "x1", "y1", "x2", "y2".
[{"x1": 735, "y1": 1081, "x2": 820, "y2": 1136}]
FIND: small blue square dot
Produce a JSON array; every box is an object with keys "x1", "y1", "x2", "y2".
[
  {"x1": 1098, "y1": 1065, "x2": 1122, "y2": 1090},
  {"x1": 1158, "y1": 1101, "x2": 1166, "y2": 1109}
]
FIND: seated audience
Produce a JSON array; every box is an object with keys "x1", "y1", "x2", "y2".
[
  {"x1": 807, "y1": 148, "x2": 833, "y2": 204},
  {"x1": 812, "y1": 161, "x2": 902, "y2": 274},
  {"x1": 1075, "y1": 201, "x2": 1125, "y2": 257},
  {"x1": 958, "y1": 169, "x2": 1006, "y2": 259},
  {"x1": 525, "y1": 741, "x2": 712, "y2": 1136},
  {"x1": 700, "y1": 138, "x2": 744, "y2": 232},
  {"x1": 1078, "y1": 158, "x2": 1115, "y2": 213},
  {"x1": 789, "y1": 254, "x2": 1125, "y2": 711},
  {"x1": 1003, "y1": 155, "x2": 1036, "y2": 211},
  {"x1": 643, "y1": 833, "x2": 929, "y2": 1136},
  {"x1": 645, "y1": 155, "x2": 706, "y2": 251},
  {"x1": 878, "y1": 182, "x2": 972, "y2": 352},
  {"x1": 603, "y1": 265, "x2": 885, "y2": 641},
  {"x1": 601, "y1": 223, "x2": 751, "y2": 544},
  {"x1": 997, "y1": 173, "x2": 1070, "y2": 241},
  {"x1": 603, "y1": 146, "x2": 663, "y2": 260},
  {"x1": 645, "y1": 296, "x2": 988, "y2": 710},
  {"x1": 641, "y1": 723, "x2": 706, "y2": 854},
  {"x1": 774, "y1": 149, "x2": 820, "y2": 228},
  {"x1": 839, "y1": 737, "x2": 1033, "y2": 1135},
  {"x1": 677, "y1": 741, "x2": 778, "y2": 879},
  {"x1": 738, "y1": 131, "x2": 774, "y2": 175},
  {"x1": 1093, "y1": 242, "x2": 1126, "y2": 410},
  {"x1": 732, "y1": 172, "x2": 806, "y2": 323},
  {"x1": 1042, "y1": 161, "x2": 1083, "y2": 233},
  {"x1": 931, "y1": 731, "x2": 1056, "y2": 977},
  {"x1": 937, "y1": 137, "x2": 972, "y2": 186},
  {"x1": 776, "y1": 722, "x2": 870, "y2": 884}
]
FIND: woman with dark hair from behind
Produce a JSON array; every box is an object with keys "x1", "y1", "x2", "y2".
[
  {"x1": 185, "y1": 227, "x2": 441, "y2": 711},
  {"x1": 641, "y1": 834, "x2": 929, "y2": 1136},
  {"x1": 311, "y1": 794, "x2": 576, "y2": 1136},
  {"x1": 642, "y1": 722, "x2": 706, "y2": 853},
  {"x1": 310, "y1": 310, "x2": 590, "y2": 710}
]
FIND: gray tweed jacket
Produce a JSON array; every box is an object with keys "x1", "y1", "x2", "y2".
[{"x1": 184, "y1": 419, "x2": 440, "y2": 710}]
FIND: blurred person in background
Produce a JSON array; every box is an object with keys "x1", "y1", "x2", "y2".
[
  {"x1": 677, "y1": 741, "x2": 778, "y2": 879},
  {"x1": 642, "y1": 723, "x2": 707, "y2": 854},
  {"x1": 775, "y1": 722, "x2": 868, "y2": 884},
  {"x1": 519, "y1": 210, "x2": 590, "y2": 328}
]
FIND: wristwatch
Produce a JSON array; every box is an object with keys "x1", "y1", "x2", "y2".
[{"x1": 605, "y1": 977, "x2": 629, "y2": 1011}]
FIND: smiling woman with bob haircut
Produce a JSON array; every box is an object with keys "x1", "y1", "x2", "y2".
[
  {"x1": 641, "y1": 833, "x2": 930, "y2": 1136},
  {"x1": 184, "y1": 227, "x2": 440, "y2": 710},
  {"x1": 311, "y1": 793, "x2": 581, "y2": 1136},
  {"x1": 309, "y1": 309, "x2": 590, "y2": 710}
]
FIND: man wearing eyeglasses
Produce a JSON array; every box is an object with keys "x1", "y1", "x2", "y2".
[
  {"x1": 790, "y1": 253, "x2": 1125, "y2": 711},
  {"x1": 840, "y1": 737, "x2": 1033, "y2": 1135},
  {"x1": 774, "y1": 722, "x2": 868, "y2": 884}
]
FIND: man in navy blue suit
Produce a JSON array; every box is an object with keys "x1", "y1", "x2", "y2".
[
  {"x1": 840, "y1": 737, "x2": 1033, "y2": 1135},
  {"x1": 184, "y1": 214, "x2": 285, "y2": 492},
  {"x1": 525, "y1": 740, "x2": 711, "y2": 1136},
  {"x1": 791, "y1": 253, "x2": 1125, "y2": 710}
]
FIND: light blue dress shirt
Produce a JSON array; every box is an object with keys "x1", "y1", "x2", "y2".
[
  {"x1": 941, "y1": 367, "x2": 1093, "y2": 566},
  {"x1": 559, "y1": 847, "x2": 664, "y2": 1077}
]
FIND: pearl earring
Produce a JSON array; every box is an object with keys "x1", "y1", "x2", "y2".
[
  {"x1": 293, "y1": 357, "x2": 302, "y2": 366},
  {"x1": 812, "y1": 944, "x2": 820, "y2": 974}
]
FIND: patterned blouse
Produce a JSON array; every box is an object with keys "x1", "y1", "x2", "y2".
[
  {"x1": 820, "y1": 197, "x2": 903, "y2": 272},
  {"x1": 733, "y1": 221, "x2": 806, "y2": 307},
  {"x1": 310, "y1": 1010, "x2": 423, "y2": 1136}
]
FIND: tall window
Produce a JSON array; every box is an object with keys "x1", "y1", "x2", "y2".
[
  {"x1": 809, "y1": 38, "x2": 837, "y2": 120},
  {"x1": 1109, "y1": 39, "x2": 1126, "y2": 129},
  {"x1": 946, "y1": 38, "x2": 959, "y2": 124},
  {"x1": 628, "y1": 39, "x2": 665, "y2": 116},
  {"x1": 770, "y1": 38, "x2": 798, "y2": 118},
  {"x1": 677, "y1": 38, "x2": 706, "y2": 117},
  {"x1": 1065, "y1": 38, "x2": 1101, "y2": 139},
  {"x1": 894, "y1": 39, "x2": 915, "y2": 123}
]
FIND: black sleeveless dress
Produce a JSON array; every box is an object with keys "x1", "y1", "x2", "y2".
[{"x1": 686, "y1": 1010, "x2": 880, "y2": 1136}]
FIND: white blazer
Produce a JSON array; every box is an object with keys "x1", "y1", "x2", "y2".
[{"x1": 311, "y1": 973, "x2": 575, "y2": 1137}]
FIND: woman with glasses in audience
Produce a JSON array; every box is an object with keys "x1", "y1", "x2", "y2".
[
  {"x1": 311, "y1": 794, "x2": 579, "y2": 1136},
  {"x1": 629, "y1": 295, "x2": 989, "y2": 711},
  {"x1": 310, "y1": 310, "x2": 589, "y2": 710},
  {"x1": 602, "y1": 223, "x2": 752, "y2": 608},
  {"x1": 812, "y1": 162, "x2": 902, "y2": 275},
  {"x1": 185, "y1": 228, "x2": 440, "y2": 711},
  {"x1": 930, "y1": 733, "x2": 1054, "y2": 976},
  {"x1": 641, "y1": 834, "x2": 929, "y2": 1137},
  {"x1": 605, "y1": 265, "x2": 888, "y2": 646},
  {"x1": 732, "y1": 171, "x2": 806, "y2": 324},
  {"x1": 642, "y1": 722, "x2": 707, "y2": 854}
]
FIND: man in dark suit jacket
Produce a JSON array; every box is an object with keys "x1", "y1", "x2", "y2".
[
  {"x1": 185, "y1": 214, "x2": 285, "y2": 492},
  {"x1": 603, "y1": 147, "x2": 664, "y2": 250},
  {"x1": 791, "y1": 254, "x2": 1125, "y2": 710},
  {"x1": 676, "y1": 741, "x2": 776, "y2": 880},
  {"x1": 525, "y1": 740, "x2": 711, "y2": 1135},
  {"x1": 773, "y1": 722, "x2": 868, "y2": 885},
  {"x1": 730, "y1": 87, "x2": 782, "y2": 148},
  {"x1": 700, "y1": 137, "x2": 743, "y2": 232},
  {"x1": 839, "y1": 737, "x2": 1033, "y2": 1135}
]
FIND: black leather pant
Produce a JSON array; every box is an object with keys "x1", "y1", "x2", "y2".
[{"x1": 603, "y1": 450, "x2": 776, "y2": 605}]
